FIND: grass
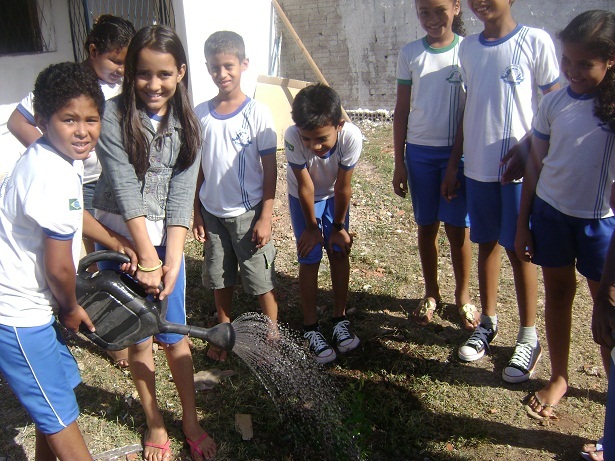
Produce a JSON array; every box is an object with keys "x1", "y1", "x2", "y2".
[{"x1": 0, "y1": 122, "x2": 608, "y2": 460}]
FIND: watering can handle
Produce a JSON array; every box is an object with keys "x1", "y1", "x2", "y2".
[{"x1": 77, "y1": 250, "x2": 131, "y2": 275}]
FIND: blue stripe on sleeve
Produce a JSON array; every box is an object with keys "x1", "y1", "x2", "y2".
[
  {"x1": 532, "y1": 128, "x2": 550, "y2": 141},
  {"x1": 288, "y1": 161, "x2": 307, "y2": 170},
  {"x1": 43, "y1": 229, "x2": 75, "y2": 241},
  {"x1": 259, "y1": 147, "x2": 277, "y2": 156},
  {"x1": 339, "y1": 162, "x2": 357, "y2": 171},
  {"x1": 17, "y1": 104, "x2": 36, "y2": 124}
]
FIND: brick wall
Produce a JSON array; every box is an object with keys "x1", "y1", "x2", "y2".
[{"x1": 277, "y1": 0, "x2": 615, "y2": 111}]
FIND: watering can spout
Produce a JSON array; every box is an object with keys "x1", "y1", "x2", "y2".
[{"x1": 186, "y1": 322, "x2": 235, "y2": 351}]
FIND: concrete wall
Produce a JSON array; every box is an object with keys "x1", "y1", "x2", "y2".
[{"x1": 277, "y1": 0, "x2": 615, "y2": 111}]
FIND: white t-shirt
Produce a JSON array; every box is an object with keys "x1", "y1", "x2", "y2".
[
  {"x1": 397, "y1": 34, "x2": 465, "y2": 147},
  {"x1": 534, "y1": 86, "x2": 615, "y2": 219},
  {"x1": 0, "y1": 140, "x2": 83, "y2": 327},
  {"x1": 285, "y1": 122, "x2": 362, "y2": 200},
  {"x1": 195, "y1": 97, "x2": 277, "y2": 218},
  {"x1": 459, "y1": 25, "x2": 560, "y2": 182},
  {"x1": 17, "y1": 79, "x2": 121, "y2": 184}
]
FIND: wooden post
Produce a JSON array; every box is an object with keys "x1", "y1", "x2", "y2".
[{"x1": 271, "y1": 0, "x2": 352, "y2": 123}]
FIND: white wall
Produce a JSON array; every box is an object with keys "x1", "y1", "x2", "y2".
[
  {"x1": 176, "y1": 0, "x2": 274, "y2": 106},
  {"x1": 0, "y1": 0, "x2": 75, "y2": 176}
]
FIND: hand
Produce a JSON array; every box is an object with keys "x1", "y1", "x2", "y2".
[
  {"x1": 192, "y1": 212, "x2": 207, "y2": 243},
  {"x1": 159, "y1": 263, "x2": 179, "y2": 301},
  {"x1": 59, "y1": 304, "x2": 95, "y2": 333},
  {"x1": 328, "y1": 228, "x2": 353, "y2": 256},
  {"x1": 592, "y1": 296, "x2": 615, "y2": 349},
  {"x1": 135, "y1": 265, "x2": 163, "y2": 296},
  {"x1": 514, "y1": 225, "x2": 534, "y2": 262},
  {"x1": 500, "y1": 141, "x2": 529, "y2": 184},
  {"x1": 252, "y1": 217, "x2": 272, "y2": 249},
  {"x1": 297, "y1": 227, "x2": 323, "y2": 258},
  {"x1": 441, "y1": 165, "x2": 460, "y2": 202},
  {"x1": 392, "y1": 164, "x2": 408, "y2": 198},
  {"x1": 111, "y1": 236, "x2": 137, "y2": 275}
]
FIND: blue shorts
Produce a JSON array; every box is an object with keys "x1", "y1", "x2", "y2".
[
  {"x1": 530, "y1": 197, "x2": 615, "y2": 281},
  {"x1": 82, "y1": 181, "x2": 97, "y2": 215},
  {"x1": 288, "y1": 194, "x2": 350, "y2": 265},
  {"x1": 405, "y1": 143, "x2": 469, "y2": 227},
  {"x1": 0, "y1": 318, "x2": 81, "y2": 434},
  {"x1": 95, "y1": 244, "x2": 186, "y2": 345},
  {"x1": 466, "y1": 178, "x2": 522, "y2": 250}
]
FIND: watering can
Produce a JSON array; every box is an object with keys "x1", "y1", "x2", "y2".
[{"x1": 75, "y1": 250, "x2": 235, "y2": 351}]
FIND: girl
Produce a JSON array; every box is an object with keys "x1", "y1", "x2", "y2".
[
  {"x1": 515, "y1": 10, "x2": 615, "y2": 438},
  {"x1": 392, "y1": 0, "x2": 476, "y2": 330},
  {"x1": 7, "y1": 14, "x2": 136, "y2": 369},
  {"x1": 93, "y1": 26, "x2": 216, "y2": 461}
]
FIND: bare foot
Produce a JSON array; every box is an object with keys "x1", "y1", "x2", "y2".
[
  {"x1": 143, "y1": 428, "x2": 172, "y2": 461},
  {"x1": 206, "y1": 345, "x2": 227, "y2": 362},
  {"x1": 106, "y1": 349, "x2": 129, "y2": 368},
  {"x1": 582, "y1": 438, "x2": 604, "y2": 461},
  {"x1": 411, "y1": 297, "x2": 438, "y2": 326},
  {"x1": 458, "y1": 303, "x2": 479, "y2": 331},
  {"x1": 185, "y1": 429, "x2": 217, "y2": 461}
]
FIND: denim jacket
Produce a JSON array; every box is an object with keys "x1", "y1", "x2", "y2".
[{"x1": 93, "y1": 96, "x2": 200, "y2": 229}]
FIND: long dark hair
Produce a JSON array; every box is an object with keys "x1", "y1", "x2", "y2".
[
  {"x1": 84, "y1": 14, "x2": 135, "y2": 54},
  {"x1": 452, "y1": 0, "x2": 466, "y2": 37},
  {"x1": 559, "y1": 10, "x2": 615, "y2": 131},
  {"x1": 120, "y1": 25, "x2": 201, "y2": 179}
]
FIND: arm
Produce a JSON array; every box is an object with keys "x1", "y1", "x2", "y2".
[
  {"x1": 252, "y1": 152, "x2": 277, "y2": 248},
  {"x1": 592, "y1": 231, "x2": 615, "y2": 349},
  {"x1": 441, "y1": 110, "x2": 465, "y2": 201},
  {"x1": 43, "y1": 236, "x2": 95, "y2": 333},
  {"x1": 514, "y1": 136, "x2": 549, "y2": 262},
  {"x1": 7, "y1": 109, "x2": 41, "y2": 148},
  {"x1": 125, "y1": 216, "x2": 162, "y2": 295},
  {"x1": 292, "y1": 166, "x2": 323, "y2": 258},
  {"x1": 159, "y1": 225, "x2": 188, "y2": 300},
  {"x1": 328, "y1": 168, "x2": 354, "y2": 256},
  {"x1": 392, "y1": 84, "x2": 411, "y2": 198},
  {"x1": 192, "y1": 166, "x2": 207, "y2": 243},
  {"x1": 82, "y1": 210, "x2": 137, "y2": 272},
  {"x1": 500, "y1": 83, "x2": 561, "y2": 184}
]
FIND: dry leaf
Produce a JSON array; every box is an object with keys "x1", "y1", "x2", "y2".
[
  {"x1": 235, "y1": 413, "x2": 253, "y2": 440},
  {"x1": 194, "y1": 369, "x2": 236, "y2": 391}
]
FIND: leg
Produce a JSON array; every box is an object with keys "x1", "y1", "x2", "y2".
[
  {"x1": 163, "y1": 338, "x2": 216, "y2": 461},
  {"x1": 445, "y1": 224, "x2": 476, "y2": 330},
  {"x1": 329, "y1": 251, "x2": 350, "y2": 318},
  {"x1": 412, "y1": 222, "x2": 441, "y2": 325},
  {"x1": 207, "y1": 287, "x2": 233, "y2": 362},
  {"x1": 128, "y1": 338, "x2": 172, "y2": 461},
  {"x1": 477, "y1": 241, "x2": 501, "y2": 317},
  {"x1": 299, "y1": 262, "x2": 320, "y2": 325},
  {"x1": 527, "y1": 265, "x2": 576, "y2": 417},
  {"x1": 40, "y1": 422, "x2": 93, "y2": 461},
  {"x1": 506, "y1": 249, "x2": 538, "y2": 328}
]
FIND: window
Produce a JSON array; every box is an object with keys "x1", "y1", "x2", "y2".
[{"x1": 0, "y1": 0, "x2": 53, "y2": 55}]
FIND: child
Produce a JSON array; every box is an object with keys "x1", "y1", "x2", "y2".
[
  {"x1": 441, "y1": 0, "x2": 560, "y2": 383},
  {"x1": 285, "y1": 84, "x2": 362, "y2": 364},
  {"x1": 93, "y1": 25, "x2": 216, "y2": 461},
  {"x1": 192, "y1": 30, "x2": 279, "y2": 363},
  {"x1": 7, "y1": 14, "x2": 135, "y2": 369},
  {"x1": 0, "y1": 62, "x2": 134, "y2": 461},
  {"x1": 516, "y1": 10, "x2": 615, "y2": 425},
  {"x1": 392, "y1": 0, "x2": 476, "y2": 330}
]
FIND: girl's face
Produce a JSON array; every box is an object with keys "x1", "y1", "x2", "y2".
[
  {"x1": 134, "y1": 47, "x2": 186, "y2": 116},
  {"x1": 467, "y1": 0, "x2": 511, "y2": 22},
  {"x1": 416, "y1": 0, "x2": 460, "y2": 44},
  {"x1": 89, "y1": 45, "x2": 128, "y2": 85},
  {"x1": 561, "y1": 41, "x2": 614, "y2": 95}
]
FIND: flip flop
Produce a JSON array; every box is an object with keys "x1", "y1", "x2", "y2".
[
  {"x1": 458, "y1": 303, "x2": 479, "y2": 331},
  {"x1": 412, "y1": 297, "x2": 438, "y2": 326},
  {"x1": 525, "y1": 391, "x2": 558, "y2": 420},
  {"x1": 580, "y1": 437, "x2": 604, "y2": 461},
  {"x1": 144, "y1": 438, "x2": 172, "y2": 461},
  {"x1": 186, "y1": 432, "x2": 215, "y2": 461}
]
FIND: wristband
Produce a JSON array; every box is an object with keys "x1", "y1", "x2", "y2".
[
  {"x1": 332, "y1": 221, "x2": 345, "y2": 231},
  {"x1": 137, "y1": 259, "x2": 163, "y2": 272}
]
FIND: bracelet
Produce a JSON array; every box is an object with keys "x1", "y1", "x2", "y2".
[{"x1": 137, "y1": 259, "x2": 163, "y2": 272}]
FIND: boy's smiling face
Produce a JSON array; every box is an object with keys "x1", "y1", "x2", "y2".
[
  {"x1": 467, "y1": 0, "x2": 512, "y2": 22},
  {"x1": 206, "y1": 52, "x2": 248, "y2": 97},
  {"x1": 297, "y1": 122, "x2": 343, "y2": 157},
  {"x1": 35, "y1": 95, "x2": 101, "y2": 161}
]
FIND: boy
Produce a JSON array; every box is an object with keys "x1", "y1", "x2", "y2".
[
  {"x1": 441, "y1": 0, "x2": 560, "y2": 383},
  {"x1": 0, "y1": 62, "x2": 134, "y2": 461},
  {"x1": 285, "y1": 84, "x2": 362, "y2": 364},
  {"x1": 193, "y1": 30, "x2": 278, "y2": 363}
]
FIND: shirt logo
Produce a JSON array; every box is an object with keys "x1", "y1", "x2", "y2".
[
  {"x1": 232, "y1": 129, "x2": 252, "y2": 148},
  {"x1": 500, "y1": 64, "x2": 525, "y2": 85},
  {"x1": 446, "y1": 67, "x2": 463, "y2": 86},
  {"x1": 285, "y1": 140, "x2": 295, "y2": 152},
  {"x1": 69, "y1": 199, "x2": 82, "y2": 211}
]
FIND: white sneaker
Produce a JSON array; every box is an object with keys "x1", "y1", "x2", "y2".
[
  {"x1": 304, "y1": 329, "x2": 336, "y2": 364},
  {"x1": 502, "y1": 341, "x2": 542, "y2": 383},
  {"x1": 458, "y1": 324, "x2": 497, "y2": 362}
]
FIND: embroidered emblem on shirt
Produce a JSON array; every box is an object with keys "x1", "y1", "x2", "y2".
[
  {"x1": 232, "y1": 129, "x2": 252, "y2": 148},
  {"x1": 446, "y1": 67, "x2": 463, "y2": 86},
  {"x1": 285, "y1": 140, "x2": 295, "y2": 152},
  {"x1": 69, "y1": 199, "x2": 82, "y2": 211},
  {"x1": 501, "y1": 64, "x2": 525, "y2": 85}
]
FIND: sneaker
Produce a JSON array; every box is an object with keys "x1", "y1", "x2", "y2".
[
  {"x1": 332, "y1": 320, "x2": 360, "y2": 353},
  {"x1": 458, "y1": 324, "x2": 497, "y2": 362},
  {"x1": 304, "y1": 330, "x2": 336, "y2": 364},
  {"x1": 502, "y1": 341, "x2": 542, "y2": 383}
]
